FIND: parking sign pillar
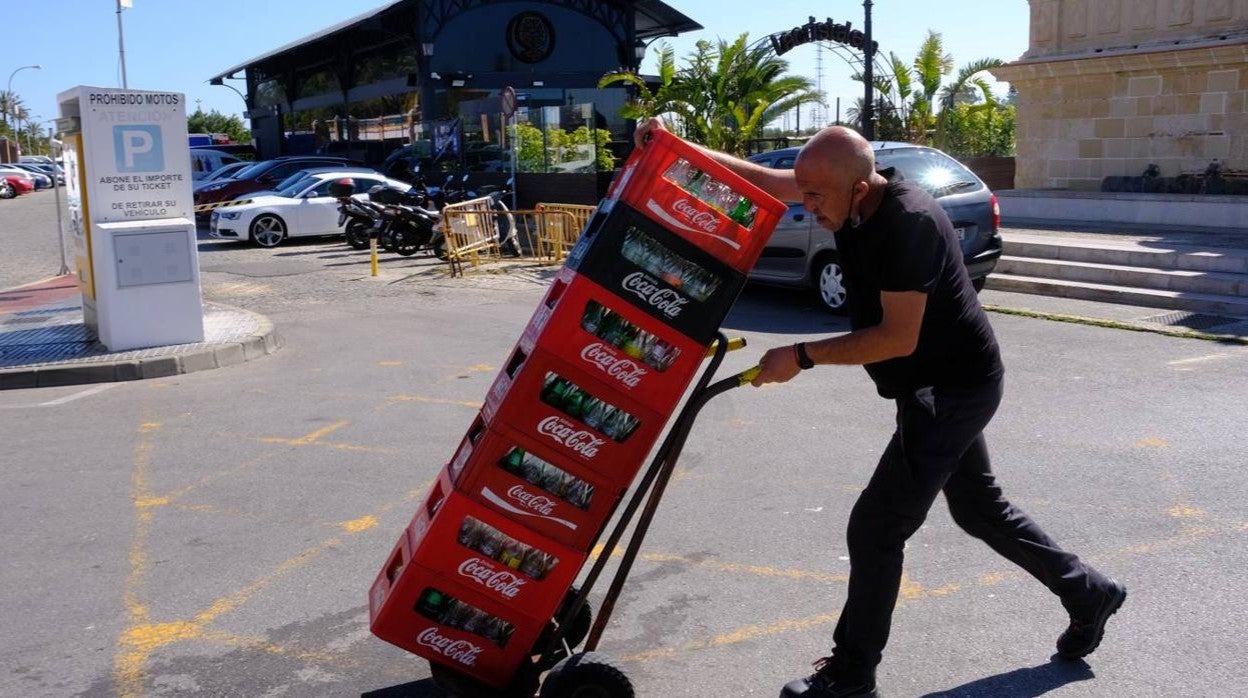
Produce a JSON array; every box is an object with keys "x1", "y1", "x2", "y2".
[{"x1": 55, "y1": 85, "x2": 204, "y2": 351}]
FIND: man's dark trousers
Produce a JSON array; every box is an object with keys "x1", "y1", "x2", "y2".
[{"x1": 831, "y1": 378, "x2": 1109, "y2": 670}]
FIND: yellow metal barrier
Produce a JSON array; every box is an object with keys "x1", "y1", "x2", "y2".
[
  {"x1": 193, "y1": 198, "x2": 254, "y2": 213},
  {"x1": 440, "y1": 201, "x2": 598, "y2": 277},
  {"x1": 534, "y1": 202, "x2": 596, "y2": 261}
]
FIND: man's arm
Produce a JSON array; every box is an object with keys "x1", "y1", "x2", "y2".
[
  {"x1": 749, "y1": 291, "x2": 927, "y2": 386},
  {"x1": 634, "y1": 118, "x2": 802, "y2": 203}
]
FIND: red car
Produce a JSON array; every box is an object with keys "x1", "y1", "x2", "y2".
[
  {"x1": 0, "y1": 173, "x2": 35, "y2": 199},
  {"x1": 193, "y1": 156, "x2": 360, "y2": 215}
]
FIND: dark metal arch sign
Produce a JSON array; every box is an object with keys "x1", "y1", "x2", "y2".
[{"x1": 768, "y1": 16, "x2": 879, "y2": 56}]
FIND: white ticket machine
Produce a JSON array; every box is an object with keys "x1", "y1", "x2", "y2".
[{"x1": 56, "y1": 86, "x2": 203, "y2": 351}]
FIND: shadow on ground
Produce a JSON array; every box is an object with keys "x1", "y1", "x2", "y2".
[{"x1": 918, "y1": 657, "x2": 1095, "y2": 697}]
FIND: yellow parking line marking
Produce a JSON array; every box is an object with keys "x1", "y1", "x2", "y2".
[
  {"x1": 114, "y1": 417, "x2": 161, "y2": 698},
  {"x1": 342, "y1": 515, "x2": 379, "y2": 533},
  {"x1": 388, "y1": 394, "x2": 482, "y2": 409},
  {"x1": 252, "y1": 437, "x2": 396, "y2": 454},
  {"x1": 446, "y1": 363, "x2": 495, "y2": 380},
  {"x1": 621, "y1": 612, "x2": 842, "y2": 663},
  {"x1": 1167, "y1": 353, "x2": 1231, "y2": 366},
  {"x1": 1167, "y1": 503, "x2": 1205, "y2": 519},
  {"x1": 291, "y1": 420, "x2": 350, "y2": 445},
  {"x1": 379, "y1": 361, "x2": 402, "y2": 367},
  {"x1": 1135, "y1": 437, "x2": 1168, "y2": 449}
]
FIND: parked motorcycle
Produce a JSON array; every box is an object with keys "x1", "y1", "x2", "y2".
[{"x1": 332, "y1": 180, "x2": 447, "y2": 259}]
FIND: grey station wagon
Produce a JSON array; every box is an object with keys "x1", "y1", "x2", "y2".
[{"x1": 747, "y1": 143, "x2": 1003, "y2": 312}]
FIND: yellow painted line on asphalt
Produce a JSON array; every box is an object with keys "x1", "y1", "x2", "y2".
[
  {"x1": 342, "y1": 515, "x2": 379, "y2": 533},
  {"x1": 252, "y1": 437, "x2": 396, "y2": 454},
  {"x1": 1167, "y1": 503, "x2": 1205, "y2": 518},
  {"x1": 1135, "y1": 437, "x2": 1168, "y2": 449},
  {"x1": 379, "y1": 361, "x2": 402, "y2": 367},
  {"x1": 622, "y1": 612, "x2": 843, "y2": 663},
  {"x1": 1167, "y1": 353, "x2": 1233, "y2": 366},
  {"x1": 445, "y1": 363, "x2": 495, "y2": 380},
  {"x1": 114, "y1": 417, "x2": 162, "y2": 698},
  {"x1": 388, "y1": 394, "x2": 482, "y2": 409},
  {"x1": 291, "y1": 420, "x2": 351, "y2": 444}
]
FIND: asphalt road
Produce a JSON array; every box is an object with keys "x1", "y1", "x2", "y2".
[{"x1": 2, "y1": 194, "x2": 1247, "y2": 697}]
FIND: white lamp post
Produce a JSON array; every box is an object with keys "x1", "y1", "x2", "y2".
[{"x1": 5, "y1": 64, "x2": 41, "y2": 132}]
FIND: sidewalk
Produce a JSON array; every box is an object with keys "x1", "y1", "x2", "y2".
[{"x1": 0, "y1": 275, "x2": 281, "y2": 390}]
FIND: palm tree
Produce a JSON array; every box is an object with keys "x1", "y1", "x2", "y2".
[
  {"x1": 598, "y1": 43, "x2": 691, "y2": 125},
  {"x1": 1, "y1": 90, "x2": 25, "y2": 136},
  {"x1": 600, "y1": 33, "x2": 822, "y2": 156},
  {"x1": 934, "y1": 58, "x2": 1005, "y2": 149},
  {"x1": 910, "y1": 30, "x2": 954, "y2": 142}
]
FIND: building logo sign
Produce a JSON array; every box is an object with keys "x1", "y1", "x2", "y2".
[{"x1": 507, "y1": 11, "x2": 555, "y2": 64}]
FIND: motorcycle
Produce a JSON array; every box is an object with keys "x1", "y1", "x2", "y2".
[{"x1": 333, "y1": 180, "x2": 447, "y2": 259}]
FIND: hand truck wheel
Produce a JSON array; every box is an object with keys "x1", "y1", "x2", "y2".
[
  {"x1": 538, "y1": 651, "x2": 634, "y2": 698},
  {"x1": 429, "y1": 660, "x2": 540, "y2": 698},
  {"x1": 535, "y1": 586, "x2": 594, "y2": 670}
]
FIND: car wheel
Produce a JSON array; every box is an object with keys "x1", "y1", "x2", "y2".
[
  {"x1": 814, "y1": 254, "x2": 849, "y2": 314},
  {"x1": 0, "y1": 182, "x2": 14, "y2": 199},
  {"x1": 249, "y1": 214, "x2": 287, "y2": 248},
  {"x1": 971, "y1": 276, "x2": 986, "y2": 293}
]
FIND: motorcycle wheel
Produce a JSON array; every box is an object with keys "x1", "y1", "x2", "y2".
[
  {"x1": 393, "y1": 231, "x2": 420, "y2": 257},
  {"x1": 344, "y1": 221, "x2": 371, "y2": 250}
]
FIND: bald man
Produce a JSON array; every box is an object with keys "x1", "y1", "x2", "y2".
[{"x1": 632, "y1": 120, "x2": 1125, "y2": 698}]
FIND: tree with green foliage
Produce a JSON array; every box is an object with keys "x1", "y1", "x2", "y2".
[
  {"x1": 600, "y1": 33, "x2": 822, "y2": 156},
  {"x1": 852, "y1": 30, "x2": 1011, "y2": 156},
  {"x1": 187, "y1": 108, "x2": 251, "y2": 144}
]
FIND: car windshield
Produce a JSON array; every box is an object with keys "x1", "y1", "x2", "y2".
[
  {"x1": 273, "y1": 171, "x2": 315, "y2": 192},
  {"x1": 231, "y1": 161, "x2": 275, "y2": 180},
  {"x1": 875, "y1": 148, "x2": 981, "y2": 197},
  {"x1": 276, "y1": 176, "x2": 317, "y2": 197}
]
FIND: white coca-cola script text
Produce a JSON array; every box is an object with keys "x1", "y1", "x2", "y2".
[
  {"x1": 536, "y1": 416, "x2": 604, "y2": 457},
  {"x1": 416, "y1": 627, "x2": 484, "y2": 666},
  {"x1": 621, "y1": 272, "x2": 688, "y2": 319},
  {"x1": 458, "y1": 558, "x2": 526, "y2": 599},
  {"x1": 580, "y1": 342, "x2": 647, "y2": 387}
]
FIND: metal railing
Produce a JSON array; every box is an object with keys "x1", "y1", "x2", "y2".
[{"x1": 440, "y1": 200, "x2": 598, "y2": 277}]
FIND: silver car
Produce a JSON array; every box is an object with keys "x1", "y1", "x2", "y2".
[{"x1": 747, "y1": 143, "x2": 1003, "y2": 312}]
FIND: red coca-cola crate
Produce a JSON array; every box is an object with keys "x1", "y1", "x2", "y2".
[
  {"x1": 404, "y1": 473, "x2": 586, "y2": 621},
  {"x1": 448, "y1": 412, "x2": 622, "y2": 550},
  {"x1": 369, "y1": 539, "x2": 548, "y2": 688},
  {"x1": 565, "y1": 201, "x2": 746, "y2": 345},
  {"x1": 607, "y1": 129, "x2": 786, "y2": 273},
  {"x1": 481, "y1": 344, "x2": 666, "y2": 489},
  {"x1": 520, "y1": 266, "x2": 705, "y2": 417}
]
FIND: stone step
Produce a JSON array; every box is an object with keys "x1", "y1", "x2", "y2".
[
  {"x1": 996, "y1": 256, "x2": 1248, "y2": 297},
  {"x1": 1001, "y1": 233, "x2": 1248, "y2": 275},
  {"x1": 984, "y1": 274, "x2": 1248, "y2": 318}
]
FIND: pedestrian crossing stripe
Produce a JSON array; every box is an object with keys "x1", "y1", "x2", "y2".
[{"x1": 194, "y1": 199, "x2": 254, "y2": 213}]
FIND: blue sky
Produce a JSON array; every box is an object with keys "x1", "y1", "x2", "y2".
[{"x1": 6, "y1": 1, "x2": 1029, "y2": 132}]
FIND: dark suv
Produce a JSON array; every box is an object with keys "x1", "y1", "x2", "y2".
[
  {"x1": 193, "y1": 156, "x2": 362, "y2": 211},
  {"x1": 747, "y1": 143, "x2": 1003, "y2": 312}
]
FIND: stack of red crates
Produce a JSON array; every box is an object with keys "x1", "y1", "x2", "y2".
[{"x1": 369, "y1": 130, "x2": 787, "y2": 687}]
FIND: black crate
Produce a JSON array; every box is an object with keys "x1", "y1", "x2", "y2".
[{"x1": 565, "y1": 201, "x2": 746, "y2": 345}]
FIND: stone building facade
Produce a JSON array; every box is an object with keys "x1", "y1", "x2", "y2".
[{"x1": 992, "y1": 0, "x2": 1248, "y2": 189}]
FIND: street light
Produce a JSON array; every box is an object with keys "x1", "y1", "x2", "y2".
[{"x1": 6, "y1": 64, "x2": 41, "y2": 132}]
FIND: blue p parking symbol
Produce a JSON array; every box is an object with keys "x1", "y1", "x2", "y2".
[{"x1": 113, "y1": 125, "x2": 164, "y2": 172}]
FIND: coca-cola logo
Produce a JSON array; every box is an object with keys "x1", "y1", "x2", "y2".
[
  {"x1": 645, "y1": 198, "x2": 742, "y2": 250},
  {"x1": 580, "y1": 342, "x2": 646, "y2": 388},
  {"x1": 537, "y1": 416, "x2": 604, "y2": 458},
  {"x1": 507, "y1": 484, "x2": 557, "y2": 515},
  {"x1": 621, "y1": 272, "x2": 689, "y2": 319},
  {"x1": 672, "y1": 198, "x2": 721, "y2": 233},
  {"x1": 458, "y1": 558, "x2": 526, "y2": 599},
  {"x1": 416, "y1": 627, "x2": 484, "y2": 666}
]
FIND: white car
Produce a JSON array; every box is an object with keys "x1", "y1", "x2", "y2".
[{"x1": 208, "y1": 171, "x2": 411, "y2": 247}]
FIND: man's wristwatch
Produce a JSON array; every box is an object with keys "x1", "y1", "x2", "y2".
[{"x1": 794, "y1": 342, "x2": 815, "y2": 370}]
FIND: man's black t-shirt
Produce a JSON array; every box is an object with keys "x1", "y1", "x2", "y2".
[{"x1": 834, "y1": 169, "x2": 1004, "y2": 398}]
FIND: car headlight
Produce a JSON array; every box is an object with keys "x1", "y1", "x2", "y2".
[{"x1": 219, "y1": 211, "x2": 241, "y2": 220}]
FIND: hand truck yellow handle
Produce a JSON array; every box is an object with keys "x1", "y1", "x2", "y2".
[
  {"x1": 704, "y1": 336, "x2": 747, "y2": 357},
  {"x1": 736, "y1": 365, "x2": 763, "y2": 386}
]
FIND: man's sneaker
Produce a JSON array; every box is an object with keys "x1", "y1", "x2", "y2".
[
  {"x1": 780, "y1": 656, "x2": 878, "y2": 697},
  {"x1": 1056, "y1": 579, "x2": 1127, "y2": 659}
]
